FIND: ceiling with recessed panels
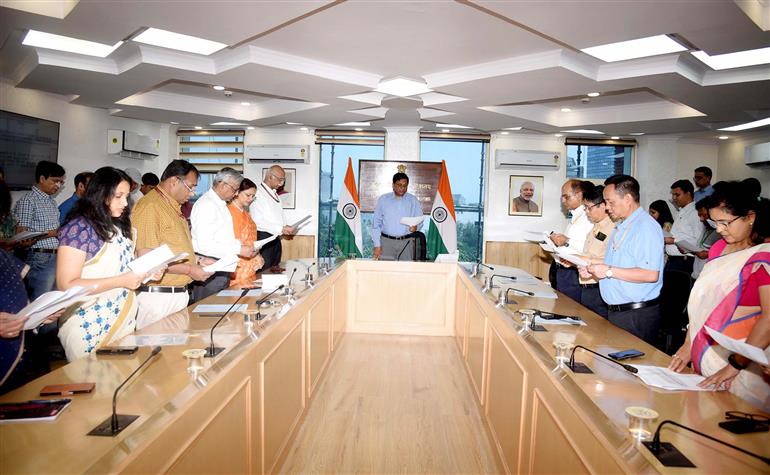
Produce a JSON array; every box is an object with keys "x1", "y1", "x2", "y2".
[{"x1": 1, "y1": 0, "x2": 768, "y2": 139}]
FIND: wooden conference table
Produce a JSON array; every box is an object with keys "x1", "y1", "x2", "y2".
[{"x1": 0, "y1": 260, "x2": 768, "y2": 474}]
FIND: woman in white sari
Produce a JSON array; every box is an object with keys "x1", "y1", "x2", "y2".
[
  {"x1": 57, "y1": 167, "x2": 162, "y2": 361},
  {"x1": 669, "y1": 183, "x2": 770, "y2": 411}
]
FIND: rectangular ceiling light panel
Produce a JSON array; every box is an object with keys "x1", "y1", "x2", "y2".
[
  {"x1": 376, "y1": 77, "x2": 432, "y2": 97},
  {"x1": 133, "y1": 28, "x2": 227, "y2": 55},
  {"x1": 718, "y1": 117, "x2": 770, "y2": 131},
  {"x1": 692, "y1": 47, "x2": 770, "y2": 70},
  {"x1": 582, "y1": 34, "x2": 687, "y2": 62},
  {"x1": 23, "y1": 30, "x2": 123, "y2": 57}
]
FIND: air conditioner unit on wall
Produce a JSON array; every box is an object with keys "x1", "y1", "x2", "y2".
[
  {"x1": 745, "y1": 141, "x2": 770, "y2": 167},
  {"x1": 495, "y1": 149, "x2": 560, "y2": 169},
  {"x1": 246, "y1": 145, "x2": 310, "y2": 164},
  {"x1": 107, "y1": 130, "x2": 159, "y2": 159}
]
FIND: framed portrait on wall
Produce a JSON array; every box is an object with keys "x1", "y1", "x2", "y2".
[
  {"x1": 261, "y1": 167, "x2": 296, "y2": 209},
  {"x1": 509, "y1": 175, "x2": 544, "y2": 216}
]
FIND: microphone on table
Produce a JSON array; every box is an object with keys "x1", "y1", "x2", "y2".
[
  {"x1": 644, "y1": 419, "x2": 770, "y2": 467},
  {"x1": 566, "y1": 345, "x2": 638, "y2": 374},
  {"x1": 284, "y1": 268, "x2": 297, "y2": 296},
  {"x1": 88, "y1": 346, "x2": 162, "y2": 437},
  {"x1": 206, "y1": 287, "x2": 251, "y2": 358},
  {"x1": 470, "y1": 262, "x2": 494, "y2": 278},
  {"x1": 395, "y1": 240, "x2": 411, "y2": 261},
  {"x1": 253, "y1": 284, "x2": 286, "y2": 321},
  {"x1": 303, "y1": 262, "x2": 316, "y2": 283}
]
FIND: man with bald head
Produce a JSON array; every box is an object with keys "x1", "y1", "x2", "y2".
[
  {"x1": 512, "y1": 180, "x2": 539, "y2": 213},
  {"x1": 250, "y1": 165, "x2": 297, "y2": 272}
]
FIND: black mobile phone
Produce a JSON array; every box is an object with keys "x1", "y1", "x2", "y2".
[
  {"x1": 719, "y1": 419, "x2": 769, "y2": 434},
  {"x1": 95, "y1": 346, "x2": 138, "y2": 355},
  {"x1": 608, "y1": 349, "x2": 645, "y2": 360},
  {"x1": 537, "y1": 311, "x2": 582, "y2": 321}
]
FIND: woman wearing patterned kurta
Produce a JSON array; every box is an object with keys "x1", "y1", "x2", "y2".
[
  {"x1": 56, "y1": 167, "x2": 161, "y2": 361},
  {"x1": 227, "y1": 178, "x2": 264, "y2": 287}
]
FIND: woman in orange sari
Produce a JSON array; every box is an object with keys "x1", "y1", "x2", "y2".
[{"x1": 228, "y1": 178, "x2": 264, "y2": 287}]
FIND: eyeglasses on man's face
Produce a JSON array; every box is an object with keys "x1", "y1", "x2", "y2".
[
  {"x1": 223, "y1": 181, "x2": 239, "y2": 194},
  {"x1": 270, "y1": 173, "x2": 286, "y2": 184},
  {"x1": 178, "y1": 177, "x2": 197, "y2": 194}
]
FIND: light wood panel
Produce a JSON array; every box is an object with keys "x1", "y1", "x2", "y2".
[
  {"x1": 280, "y1": 235, "x2": 315, "y2": 260},
  {"x1": 529, "y1": 390, "x2": 592, "y2": 475},
  {"x1": 465, "y1": 298, "x2": 487, "y2": 403},
  {"x1": 454, "y1": 280, "x2": 468, "y2": 356},
  {"x1": 331, "y1": 273, "x2": 347, "y2": 350},
  {"x1": 347, "y1": 260, "x2": 456, "y2": 336},
  {"x1": 307, "y1": 291, "x2": 332, "y2": 396},
  {"x1": 277, "y1": 334, "x2": 500, "y2": 474},
  {"x1": 485, "y1": 241, "x2": 552, "y2": 279}
]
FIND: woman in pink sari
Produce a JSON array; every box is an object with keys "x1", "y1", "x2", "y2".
[{"x1": 669, "y1": 183, "x2": 770, "y2": 410}]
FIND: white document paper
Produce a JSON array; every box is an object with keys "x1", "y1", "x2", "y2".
[
  {"x1": 555, "y1": 252, "x2": 589, "y2": 267},
  {"x1": 633, "y1": 365, "x2": 717, "y2": 391},
  {"x1": 217, "y1": 289, "x2": 262, "y2": 297},
  {"x1": 289, "y1": 215, "x2": 312, "y2": 230},
  {"x1": 704, "y1": 326, "x2": 769, "y2": 365},
  {"x1": 674, "y1": 240, "x2": 703, "y2": 254},
  {"x1": 192, "y1": 304, "x2": 248, "y2": 314},
  {"x1": 17, "y1": 285, "x2": 97, "y2": 330},
  {"x1": 129, "y1": 245, "x2": 188, "y2": 278},
  {"x1": 202, "y1": 254, "x2": 239, "y2": 273},
  {"x1": 523, "y1": 230, "x2": 550, "y2": 243},
  {"x1": 399, "y1": 216, "x2": 425, "y2": 227},
  {"x1": 262, "y1": 273, "x2": 288, "y2": 291},
  {"x1": 254, "y1": 234, "x2": 278, "y2": 250},
  {"x1": 435, "y1": 252, "x2": 459, "y2": 263},
  {"x1": 8, "y1": 230, "x2": 48, "y2": 243},
  {"x1": 665, "y1": 243, "x2": 688, "y2": 257},
  {"x1": 533, "y1": 315, "x2": 586, "y2": 326},
  {"x1": 119, "y1": 333, "x2": 189, "y2": 347}
]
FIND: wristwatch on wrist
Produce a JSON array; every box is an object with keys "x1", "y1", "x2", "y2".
[
  {"x1": 605, "y1": 267, "x2": 614, "y2": 279},
  {"x1": 727, "y1": 353, "x2": 749, "y2": 370}
]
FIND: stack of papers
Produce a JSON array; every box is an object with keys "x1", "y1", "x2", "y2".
[
  {"x1": 192, "y1": 304, "x2": 248, "y2": 314},
  {"x1": 203, "y1": 255, "x2": 239, "y2": 273},
  {"x1": 290, "y1": 215, "x2": 312, "y2": 232},
  {"x1": 254, "y1": 234, "x2": 277, "y2": 250},
  {"x1": 16, "y1": 285, "x2": 96, "y2": 330},
  {"x1": 533, "y1": 315, "x2": 586, "y2": 326},
  {"x1": 705, "y1": 326, "x2": 769, "y2": 365},
  {"x1": 217, "y1": 289, "x2": 262, "y2": 297},
  {"x1": 262, "y1": 273, "x2": 288, "y2": 291},
  {"x1": 399, "y1": 216, "x2": 425, "y2": 227},
  {"x1": 633, "y1": 365, "x2": 716, "y2": 391},
  {"x1": 119, "y1": 333, "x2": 189, "y2": 346},
  {"x1": 8, "y1": 230, "x2": 48, "y2": 243},
  {"x1": 128, "y1": 245, "x2": 188, "y2": 282}
]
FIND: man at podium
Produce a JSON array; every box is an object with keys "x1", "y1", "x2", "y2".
[{"x1": 372, "y1": 172, "x2": 425, "y2": 261}]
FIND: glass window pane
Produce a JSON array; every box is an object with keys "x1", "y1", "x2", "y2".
[{"x1": 566, "y1": 144, "x2": 633, "y2": 179}]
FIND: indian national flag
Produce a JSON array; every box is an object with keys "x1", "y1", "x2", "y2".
[
  {"x1": 334, "y1": 157, "x2": 363, "y2": 257},
  {"x1": 426, "y1": 160, "x2": 457, "y2": 259}
]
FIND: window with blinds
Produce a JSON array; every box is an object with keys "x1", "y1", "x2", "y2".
[{"x1": 177, "y1": 129, "x2": 244, "y2": 172}]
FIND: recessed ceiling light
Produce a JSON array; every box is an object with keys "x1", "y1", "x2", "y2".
[
  {"x1": 691, "y1": 47, "x2": 770, "y2": 70},
  {"x1": 718, "y1": 135, "x2": 729, "y2": 140},
  {"x1": 132, "y1": 27, "x2": 227, "y2": 55},
  {"x1": 436, "y1": 123, "x2": 471, "y2": 129},
  {"x1": 629, "y1": 132, "x2": 645, "y2": 136},
  {"x1": 442, "y1": 129, "x2": 450, "y2": 133},
  {"x1": 300, "y1": 127, "x2": 308, "y2": 131},
  {"x1": 611, "y1": 136, "x2": 620, "y2": 140},
  {"x1": 500, "y1": 131, "x2": 510, "y2": 135},
  {"x1": 581, "y1": 34, "x2": 687, "y2": 62},
  {"x1": 718, "y1": 117, "x2": 770, "y2": 132},
  {"x1": 240, "y1": 102, "x2": 250, "y2": 106},
  {"x1": 212, "y1": 85, "x2": 225, "y2": 91},
  {"x1": 23, "y1": 29, "x2": 123, "y2": 57},
  {"x1": 554, "y1": 133, "x2": 563, "y2": 137},
  {"x1": 335, "y1": 122, "x2": 370, "y2": 127},
  {"x1": 355, "y1": 128, "x2": 363, "y2": 131},
  {"x1": 210, "y1": 122, "x2": 248, "y2": 126},
  {"x1": 587, "y1": 92, "x2": 601, "y2": 97},
  {"x1": 561, "y1": 108, "x2": 572, "y2": 112},
  {"x1": 286, "y1": 122, "x2": 303, "y2": 125},
  {"x1": 375, "y1": 77, "x2": 432, "y2": 97},
  {"x1": 562, "y1": 129, "x2": 604, "y2": 134},
  {"x1": 170, "y1": 121, "x2": 179, "y2": 125},
  {"x1": 247, "y1": 126, "x2": 255, "y2": 130},
  {"x1": 194, "y1": 126, "x2": 202, "y2": 130},
  {"x1": 504, "y1": 127, "x2": 523, "y2": 130}
]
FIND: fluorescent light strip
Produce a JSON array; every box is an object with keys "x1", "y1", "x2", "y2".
[
  {"x1": 133, "y1": 28, "x2": 227, "y2": 55},
  {"x1": 335, "y1": 122, "x2": 370, "y2": 127},
  {"x1": 210, "y1": 122, "x2": 248, "y2": 126},
  {"x1": 504, "y1": 127, "x2": 522, "y2": 131},
  {"x1": 562, "y1": 129, "x2": 605, "y2": 135},
  {"x1": 718, "y1": 117, "x2": 770, "y2": 132},
  {"x1": 581, "y1": 34, "x2": 687, "y2": 62},
  {"x1": 436, "y1": 123, "x2": 471, "y2": 129},
  {"x1": 23, "y1": 30, "x2": 123, "y2": 58},
  {"x1": 692, "y1": 47, "x2": 770, "y2": 70},
  {"x1": 376, "y1": 77, "x2": 432, "y2": 97}
]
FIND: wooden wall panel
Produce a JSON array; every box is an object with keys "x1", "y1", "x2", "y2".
[
  {"x1": 484, "y1": 241, "x2": 552, "y2": 280},
  {"x1": 262, "y1": 321, "x2": 305, "y2": 474},
  {"x1": 454, "y1": 279, "x2": 468, "y2": 357},
  {"x1": 485, "y1": 328, "x2": 527, "y2": 475},
  {"x1": 307, "y1": 291, "x2": 332, "y2": 396},
  {"x1": 281, "y1": 235, "x2": 315, "y2": 260},
  {"x1": 165, "y1": 381, "x2": 252, "y2": 475},
  {"x1": 465, "y1": 298, "x2": 487, "y2": 403},
  {"x1": 331, "y1": 273, "x2": 347, "y2": 350},
  {"x1": 529, "y1": 391, "x2": 591, "y2": 475}
]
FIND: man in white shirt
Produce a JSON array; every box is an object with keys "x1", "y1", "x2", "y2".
[
  {"x1": 190, "y1": 167, "x2": 257, "y2": 302},
  {"x1": 549, "y1": 179, "x2": 594, "y2": 303},
  {"x1": 250, "y1": 165, "x2": 296, "y2": 273}
]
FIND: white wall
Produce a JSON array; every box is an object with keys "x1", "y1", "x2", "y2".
[
  {"x1": 384, "y1": 127, "x2": 421, "y2": 162},
  {"x1": 717, "y1": 133, "x2": 770, "y2": 193},
  {"x1": 1, "y1": 80, "x2": 169, "y2": 204},
  {"x1": 242, "y1": 128, "x2": 318, "y2": 238}
]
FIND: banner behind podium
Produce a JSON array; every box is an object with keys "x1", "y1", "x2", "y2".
[{"x1": 358, "y1": 160, "x2": 441, "y2": 213}]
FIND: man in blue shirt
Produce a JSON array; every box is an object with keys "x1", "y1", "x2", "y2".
[
  {"x1": 693, "y1": 166, "x2": 714, "y2": 203},
  {"x1": 372, "y1": 172, "x2": 424, "y2": 260},
  {"x1": 579, "y1": 174, "x2": 664, "y2": 346},
  {"x1": 58, "y1": 171, "x2": 93, "y2": 225}
]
